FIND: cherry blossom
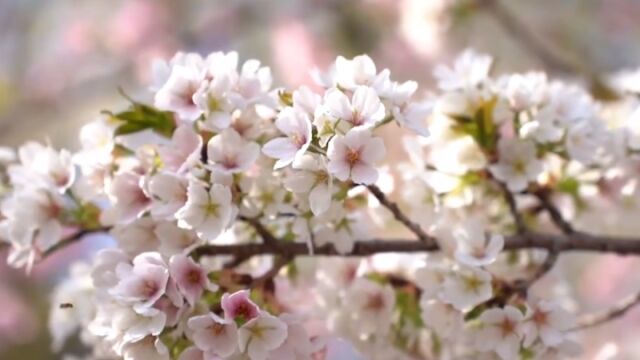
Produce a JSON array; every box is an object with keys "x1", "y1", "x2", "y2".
[
  {"x1": 262, "y1": 107, "x2": 312, "y2": 169},
  {"x1": 237, "y1": 313, "x2": 288, "y2": 360},
  {"x1": 474, "y1": 306, "x2": 525, "y2": 360},
  {"x1": 327, "y1": 128, "x2": 385, "y2": 184},
  {"x1": 221, "y1": 290, "x2": 260, "y2": 322},
  {"x1": 323, "y1": 86, "x2": 385, "y2": 129},
  {"x1": 207, "y1": 129, "x2": 260, "y2": 174},
  {"x1": 453, "y1": 217, "x2": 504, "y2": 267},
  {"x1": 176, "y1": 181, "x2": 233, "y2": 240},
  {"x1": 346, "y1": 278, "x2": 395, "y2": 335},
  {"x1": 170, "y1": 254, "x2": 217, "y2": 306},
  {"x1": 284, "y1": 154, "x2": 333, "y2": 215},
  {"x1": 187, "y1": 312, "x2": 238, "y2": 357},
  {"x1": 157, "y1": 124, "x2": 203, "y2": 174},
  {"x1": 522, "y1": 299, "x2": 575, "y2": 348},
  {"x1": 155, "y1": 64, "x2": 205, "y2": 122},
  {"x1": 109, "y1": 252, "x2": 170, "y2": 313},
  {"x1": 489, "y1": 138, "x2": 543, "y2": 192},
  {"x1": 101, "y1": 171, "x2": 151, "y2": 225},
  {"x1": 440, "y1": 265, "x2": 493, "y2": 310}
]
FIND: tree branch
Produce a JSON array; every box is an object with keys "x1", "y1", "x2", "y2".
[
  {"x1": 534, "y1": 189, "x2": 574, "y2": 235},
  {"x1": 252, "y1": 256, "x2": 292, "y2": 287},
  {"x1": 499, "y1": 182, "x2": 526, "y2": 234},
  {"x1": 366, "y1": 184, "x2": 434, "y2": 243},
  {"x1": 192, "y1": 232, "x2": 640, "y2": 259},
  {"x1": 240, "y1": 215, "x2": 279, "y2": 246},
  {"x1": 511, "y1": 189, "x2": 576, "y2": 293},
  {"x1": 573, "y1": 292, "x2": 640, "y2": 330},
  {"x1": 42, "y1": 227, "x2": 110, "y2": 258}
]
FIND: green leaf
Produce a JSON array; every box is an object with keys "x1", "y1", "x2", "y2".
[
  {"x1": 396, "y1": 290, "x2": 424, "y2": 328},
  {"x1": 110, "y1": 102, "x2": 176, "y2": 138},
  {"x1": 557, "y1": 177, "x2": 580, "y2": 197},
  {"x1": 114, "y1": 122, "x2": 149, "y2": 136}
]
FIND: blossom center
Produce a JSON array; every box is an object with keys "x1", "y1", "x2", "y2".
[
  {"x1": 291, "y1": 133, "x2": 307, "y2": 148},
  {"x1": 141, "y1": 280, "x2": 159, "y2": 298},
  {"x1": 513, "y1": 159, "x2": 527, "y2": 174},
  {"x1": 186, "y1": 269, "x2": 202, "y2": 285},
  {"x1": 209, "y1": 322, "x2": 226, "y2": 336},
  {"x1": 532, "y1": 309, "x2": 549, "y2": 326},
  {"x1": 365, "y1": 293, "x2": 386, "y2": 311},
  {"x1": 346, "y1": 148, "x2": 361, "y2": 167},
  {"x1": 203, "y1": 202, "x2": 220, "y2": 216},
  {"x1": 499, "y1": 318, "x2": 516, "y2": 337}
]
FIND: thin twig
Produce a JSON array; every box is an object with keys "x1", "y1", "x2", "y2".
[
  {"x1": 240, "y1": 216, "x2": 279, "y2": 246},
  {"x1": 477, "y1": 0, "x2": 576, "y2": 74},
  {"x1": 534, "y1": 189, "x2": 575, "y2": 234},
  {"x1": 572, "y1": 292, "x2": 640, "y2": 330},
  {"x1": 252, "y1": 256, "x2": 292, "y2": 287},
  {"x1": 516, "y1": 190, "x2": 574, "y2": 291},
  {"x1": 42, "y1": 227, "x2": 110, "y2": 258},
  {"x1": 499, "y1": 182, "x2": 526, "y2": 234},
  {"x1": 366, "y1": 184, "x2": 434, "y2": 243}
]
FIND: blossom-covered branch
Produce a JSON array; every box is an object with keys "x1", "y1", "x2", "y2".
[{"x1": 5, "y1": 48, "x2": 640, "y2": 360}]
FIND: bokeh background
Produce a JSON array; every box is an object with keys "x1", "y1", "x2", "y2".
[{"x1": 2, "y1": 0, "x2": 640, "y2": 359}]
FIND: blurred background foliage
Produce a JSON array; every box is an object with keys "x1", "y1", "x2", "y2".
[{"x1": 2, "y1": 0, "x2": 640, "y2": 358}]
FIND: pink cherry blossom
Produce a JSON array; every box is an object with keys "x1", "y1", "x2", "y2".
[
  {"x1": 221, "y1": 290, "x2": 260, "y2": 322},
  {"x1": 157, "y1": 124, "x2": 203, "y2": 174},
  {"x1": 169, "y1": 254, "x2": 217, "y2": 306}
]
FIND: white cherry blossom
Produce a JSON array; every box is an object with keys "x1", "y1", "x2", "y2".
[
  {"x1": 474, "y1": 306, "x2": 525, "y2": 360},
  {"x1": 327, "y1": 128, "x2": 385, "y2": 184},
  {"x1": 188, "y1": 312, "x2": 238, "y2": 357},
  {"x1": 262, "y1": 107, "x2": 312, "y2": 169},
  {"x1": 237, "y1": 313, "x2": 288, "y2": 360},
  {"x1": 522, "y1": 299, "x2": 575, "y2": 348},
  {"x1": 434, "y1": 49, "x2": 492, "y2": 92},
  {"x1": 489, "y1": 138, "x2": 543, "y2": 192},
  {"x1": 148, "y1": 172, "x2": 188, "y2": 220},
  {"x1": 109, "y1": 252, "x2": 169, "y2": 314},
  {"x1": 155, "y1": 65, "x2": 205, "y2": 122},
  {"x1": 101, "y1": 171, "x2": 151, "y2": 225},
  {"x1": 453, "y1": 217, "x2": 504, "y2": 267},
  {"x1": 176, "y1": 181, "x2": 233, "y2": 241},
  {"x1": 324, "y1": 86, "x2": 385, "y2": 129},
  {"x1": 157, "y1": 124, "x2": 203, "y2": 174},
  {"x1": 440, "y1": 265, "x2": 492, "y2": 311},
  {"x1": 346, "y1": 278, "x2": 395, "y2": 336},
  {"x1": 284, "y1": 154, "x2": 333, "y2": 216},
  {"x1": 207, "y1": 129, "x2": 260, "y2": 174},
  {"x1": 9, "y1": 141, "x2": 76, "y2": 192}
]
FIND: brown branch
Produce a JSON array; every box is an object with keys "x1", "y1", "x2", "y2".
[
  {"x1": 366, "y1": 184, "x2": 434, "y2": 243},
  {"x1": 573, "y1": 292, "x2": 640, "y2": 331},
  {"x1": 192, "y1": 232, "x2": 640, "y2": 259}
]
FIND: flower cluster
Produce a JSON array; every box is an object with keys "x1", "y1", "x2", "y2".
[{"x1": 4, "y1": 48, "x2": 640, "y2": 359}]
